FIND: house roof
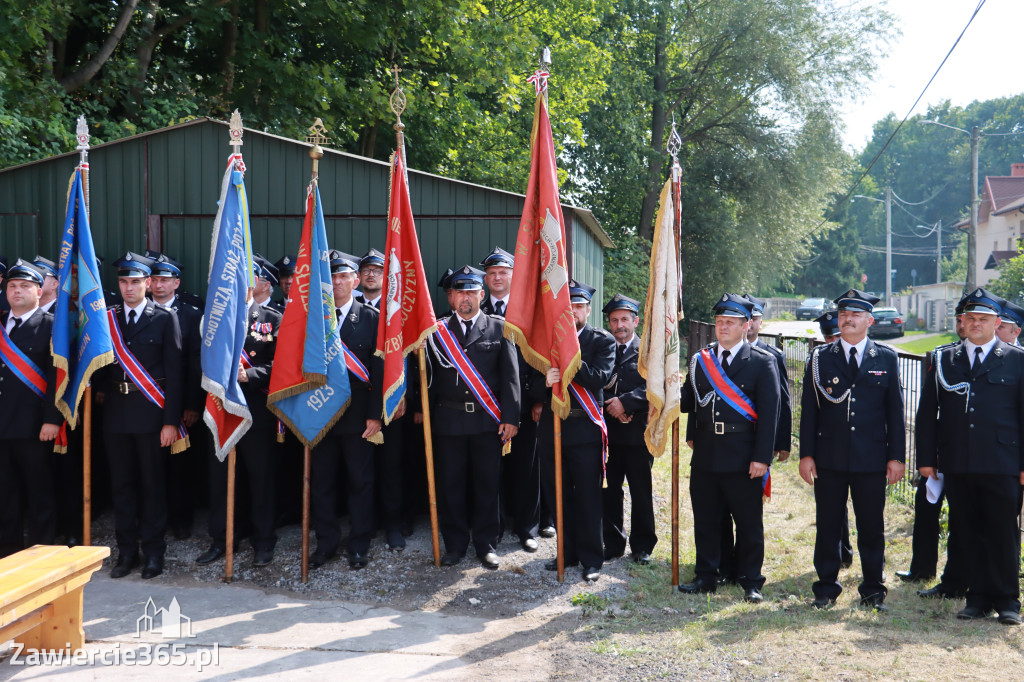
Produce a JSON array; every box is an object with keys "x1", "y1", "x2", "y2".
[
  {"x1": 981, "y1": 176, "x2": 1024, "y2": 221},
  {"x1": 984, "y1": 250, "x2": 1019, "y2": 270}
]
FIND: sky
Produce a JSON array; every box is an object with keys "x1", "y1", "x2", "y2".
[{"x1": 842, "y1": 0, "x2": 1024, "y2": 151}]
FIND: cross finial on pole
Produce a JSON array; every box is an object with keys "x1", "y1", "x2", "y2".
[
  {"x1": 306, "y1": 118, "x2": 329, "y2": 181},
  {"x1": 667, "y1": 115, "x2": 682, "y2": 181}
]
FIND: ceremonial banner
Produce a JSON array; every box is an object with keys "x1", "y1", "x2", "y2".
[
  {"x1": 503, "y1": 86, "x2": 580, "y2": 418},
  {"x1": 376, "y1": 150, "x2": 436, "y2": 424},
  {"x1": 638, "y1": 178, "x2": 683, "y2": 457},
  {"x1": 53, "y1": 167, "x2": 114, "y2": 428},
  {"x1": 267, "y1": 184, "x2": 352, "y2": 447},
  {"x1": 201, "y1": 155, "x2": 255, "y2": 461}
]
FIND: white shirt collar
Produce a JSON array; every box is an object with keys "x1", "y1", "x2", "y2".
[
  {"x1": 718, "y1": 338, "x2": 745, "y2": 362},
  {"x1": 337, "y1": 297, "x2": 355, "y2": 322},
  {"x1": 965, "y1": 336, "x2": 998, "y2": 364},
  {"x1": 6, "y1": 306, "x2": 38, "y2": 334},
  {"x1": 153, "y1": 294, "x2": 176, "y2": 308},
  {"x1": 619, "y1": 333, "x2": 638, "y2": 350},
  {"x1": 455, "y1": 310, "x2": 482, "y2": 331},
  {"x1": 840, "y1": 336, "x2": 868, "y2": 359},
  {"x1": 490, "y1": 295, "x2": 509, "y2": 309},
  {"x1": 125, "y1": 300, "x2": 147, "y2": 322}
]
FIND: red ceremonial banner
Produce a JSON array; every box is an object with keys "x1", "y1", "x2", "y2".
[
  {"x1": 268, "y1": 192, "x2": 314, "y2": 398},
  {"x1": 376, "y1": 150, "x2": 437, "y2": 424},
  {"x1": 503, "y1": 93, "x2": 581, "y2": 418}
]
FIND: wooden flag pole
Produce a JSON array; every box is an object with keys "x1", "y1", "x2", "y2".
[
  {"x1": 225, "y1": 448, "x2": 237, "y2": 582},
  {"x1": 554, "y1": 410, "x2": 565, "y2": 583},
  {"x1": 82, "y1": 387, "x2": 92, "y2": 546},
  {"x1": 418, "y1": 347, "x2": 442, "y2": 566},
  {"x1": 671, "y1": 418, "x2": 680, "y2": 586},
  {"x1": 301, "y1": 445, "x2": 312, "y2": 582}
]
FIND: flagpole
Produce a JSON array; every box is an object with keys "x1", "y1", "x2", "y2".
[
  {"x1": 225, "y1": 448, "x2": 236, "y2": 582},
  {"x1": 418, "y1": 349, "x2": 442, "y2": 566},
  {"x1": 667, "y1": 119, "x2": 683, "y2": 588},
  {"x1": 74, "y1": 116, "x2": 94, "y2": 547}
]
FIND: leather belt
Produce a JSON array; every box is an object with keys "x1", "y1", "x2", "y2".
[
  {"x1": 113, "y1": 378, "x2": 165, "y2": 395},
  {"x1": 698, "y1": 421, "x2": 754, "y2": 435},
  {"x1": 566, "y1": 408, "x2": 586, "y2": 419},
  {"x1": 439, "y1": 398, "x2": 480, "y2": 413}
]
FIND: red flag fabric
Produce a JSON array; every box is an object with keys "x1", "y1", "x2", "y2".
[
  {"x1": 376, "y1": 150, "x2": 437, "y2": 424},
  {"x1": 503, "y1": 93, "x2": 581, "y2": 418}
]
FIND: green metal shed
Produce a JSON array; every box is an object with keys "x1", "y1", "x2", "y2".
[{"x1": 0, "y1": 118, "x2": 613, "y2": 321}]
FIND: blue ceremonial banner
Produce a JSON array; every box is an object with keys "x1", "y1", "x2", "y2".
[
  {"x1": 267, "y1": 183, "x2": 352, "y2": 447},
  {"x1": 201, "y1": 154, "x2": 256, "y2": 461},
  {"x1": 53, "y1": 167, "x2": 115, "y2": 428}
]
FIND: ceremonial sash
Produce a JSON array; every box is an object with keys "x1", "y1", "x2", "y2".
[
  {"x1": 239, "y1": 351, "x2": 286, "y2": 441},
  {"x1": 433, "y1": 319, "x2": 503, "y2": 424},
  {"x1": 340, "y1": 340, "x2": 370, "y2": 383},
  {"x1": 568, "y1": 381, "x2": 609, "y2": 476},
  {"x1": 696, "y1": 348, "x2": 758, "y2": 422},
  {"x1": 106, "y1": 309, "x2": 190, "y2": 453},
  {"x1": 0, "y1": 321, "x2": 68, "y2": 453}
]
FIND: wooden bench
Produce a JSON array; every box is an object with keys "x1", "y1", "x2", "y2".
[{"x1": 0, "y1": 545, "x2": 110, "y2": 653}]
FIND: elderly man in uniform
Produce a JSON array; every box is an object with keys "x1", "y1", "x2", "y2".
[
  {"x1": 800, "y1": 289, "x2": 905, "y2": 611},
  {"x1": 97, "y1": 252, "x2": 184, "y2": 579},
  {"x1": 900, "y1": 295, "x2": 969, "y2": 597},
  {"x1": 355, "y1": 249, "x2": 385, "y2": 309},
  {"x1": 481, "y1": 247, "x2": 541, "y2": 552},
  {"x1": 533, "y1": 280, "x2": 615, "y2": 582},
  {"x1": 679, "y1": 293, "x2": 780, "y2": 602},
  {"x1": 309, "y1": 251, "x2": 383, "y2": 570},
  {"x1": 427, "y1": 265, "x2": 519, "y2": 568},
  {"x1": 601, "y1": 293, "x2": 655, "y2": 564},
  {"x1": 251, "y1": 255, "x2": 281, "y2": 313},
  {"x1": 32, "y1": 256, "x2": 59, "y2": 314},
  {"x1": 917, "y1": 287, "x2": 1024, "y2": 624},
  {"x1": 0, "y1": 261, "x2": 62, "y2": 557},
  {"x1": 274, "y1": 254, "x2": 296, "y2": 308},
  {"x1": 198, "y1": 260, "x2": 282, "y2": 567}
]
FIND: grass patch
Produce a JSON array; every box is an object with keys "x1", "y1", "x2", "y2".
[{"x1": 897, "y1": 332, "x2": 958, "y2": 355}]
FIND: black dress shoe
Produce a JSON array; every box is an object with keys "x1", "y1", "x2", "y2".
[
  {"x1": 957, "y1": 605, "x2": 994, "y2": 620},
  {"x1": 744, "y1": 588, "x2": 763, "y2": 603},
  {"x1": 442, "y1": 553, "x2": 465, "y2": 566},
  {"x1": 860, "y1": 595, "x2": 887, "y2": 612},
  {"x1": 387, "y1": 530, "x2": 406, "y2": 551},
  {"x1": 348, "y1": 552, "x2": 368, "y2": 569},
  {"x1": 141, "y1": 556, "x2": 164, "y2": 580},
  {"x1": 309, "y1": 550, "x2": 336, "y2": 569},
  {"x1": 544, "y1": 559, "x2": 579, "y2": 571},
  {"x1": 110, "y1": 552, "x2": 139, "y2": 579},
  {"x1": 896, "y1": 569, "x2": 934, "y2": 583},
  {"x1": 400, "y1": 521, "x2": 414, "y2": 537},
  {"x1": 196, "y1": 546, "x2": 226, "y2": 565},
  {"x1": 918, "y1": 585, "x2": 965, "y2": 599},
  {"x1": 998, "y1": 609, "x2": 1022, "y2": 625},
  {"x1": 812, "y1": 596, "x2": 835, "y2": 610},
  {"x1": 677, "y1": 580, "x2": 716, "y2": 594},
  {"x1": 632, "y1": 552, "x2": 652, "y2": 565},
  {"x1": 252, "y1": 548, "x2": 274, "y2": 567},
  {"x1": 539, "y1": 526, "x2": 556, "y2": 538},
  {"x1": 582, "y1": 566, "x2": 600, "y2": 582},
  {"x1": 66, "y1": 536, "x2": 80, "y2": 548},
  {"x1": 716, "y1": 574, "x2": 739, "y2": 587},
  {"x1": 520, "y1": 537, "x2": 539, "y2": 553},
  {"x1": 480, "y1": 552, "x2": 499, "y2": 570}
]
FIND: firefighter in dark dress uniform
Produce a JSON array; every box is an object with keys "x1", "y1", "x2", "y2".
[
  {"x1": 0, "y1": 261, "x2": 63, "y2": 557},
  {"x1": 679, "y1": 293, "x2": 780, "y2": 603},
  {"x1": 272, "y1": 254, "x2": 303, "y2": 528},
  {"x1": 533, "y1": 280, "x2": 615, "y2": 582},
  {"x1": 600, "y1": 293, "x2": 656, "y2": 564},
  {"x1": 917, "y1": 287, "x2": 1024, "y2": 625},
  {"x1": 800, "y1": 289, "x2": 905, "y2": 611},
  {"x1": 97, "y1": 252, "x2": 184, "y2": 579},
  {"x1": 427, "y1": 265, "x2": 520, "y2": 569}
]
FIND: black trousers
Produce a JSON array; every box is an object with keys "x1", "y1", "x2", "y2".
[
  {"x1": 312, "y1": 433, "x2": 375, "y2": 555},
  {"x1": 540, "y1": 437, "x2": 605, "y2": 569},
  {"x1": 55, "y1": 427, "x2": 84, "y2": 541},
  {"x1": 207, "y1": 428, "x2": 277, "y2": 552},
  {"x1": 275, "y1": 431, "x2": 305, "y2": 526},
  {"x1": 375, "y1": 418, "x2": 404, "y2": 534},
  {"x1": 502, "y1": 417, "x2": 540, "y2": 540},
  {"x1": 689, "y1": 469, "x2": 764, "y2": 590},
  {"x1": 435, "y1": 432, "x2": 502, "y2": 556},
  {"x1": 167, "y1": 426, "x2": 205, "y2": 533},
  {"x1": 602, "y1": 442, "x2": 656, "y2": 557},
  {"x1": 0, "y1": 438, "x2": 56, "y2": 556},
  {"x1": 945, "y1": 473, "x2": 1021, "y2": 612},
  {"x1": 812, "y1": 469, "x2": 887, "y2": 601},
  {"x1": 106, "y1": 433, "x2": 168, "y2": 559}
]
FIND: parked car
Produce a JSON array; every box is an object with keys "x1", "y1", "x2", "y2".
[
  {"x1": 868, "y1": 307, "x2": 904, "y2": 339},
  {"x1": 795, "y1": 298, "x2": 828, "y2": 320}
]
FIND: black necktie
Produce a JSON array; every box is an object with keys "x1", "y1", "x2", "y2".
[
  {"x1": 127, "y1": 309, "x2": 137, "y2": 332},
  {"x1": 721, "y1": 349, "x2": 731, "y2": 369},
  {"x1": 494, "y1": 300, "x2": 504, "y2": 316},
  {"x1": 336, "y1": 308, "x2": 342, "y2": 323},
  {"x1": 11, "y1": 317, "x2": 22, "y2": 333},
  {"x1": 616, "y1": 344, "x2": 625, "y2": 364},
  {"x1": 463, "y1": 319, "x2": 473, "y2": 337},
  {"x1": 973, "y1": 346, "x2": 983, "y2": 369},
  {"x1": 848, "y1": 347, "x2": 858, "y2": 368}
]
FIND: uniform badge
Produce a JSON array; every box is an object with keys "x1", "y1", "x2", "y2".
[
  {"x1": 826, "y1": 387, "x2": 832, "y2": 394},
  {"x1": 722, "y1": 294, "x2": 728, "y2": 302},
  {"x1": 868, "y1": 347, "x2": 877, "y2": 358},
  {"x1": 995, "y1": 347, "x2": 1004, "y2": 357},
  {"x1": 349, "y1": 313, "x2": 357, "y2": 323},
  {"x1": 125, "y1": 253, "x2": 133, "y2": 261},
  {"x1": 249, "y1": 350, "x2": 257, "y2": 357},
  {"x1": 832, "y1": 377, "x2": 839, "y2": 384}
]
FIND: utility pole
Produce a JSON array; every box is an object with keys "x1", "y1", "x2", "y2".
[
  {"x1": 886, "y1": 186, "x2": 893, "y2": 304},
  {"x1": 969, "y1": 125, "x2": 980, "y2": 291},
  {"x1": 936, "y1": 220, "x2": 942, "y2": 283}
]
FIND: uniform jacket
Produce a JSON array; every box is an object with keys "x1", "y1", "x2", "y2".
[
  {"x1": 604, "y1": 335, "x2": 648, "y2": 447},
  {"x1": 800, "y1": 338, "x2": 905, "y2": 472},
  {"x1": 98, "y1": 300, "x2": 183, "y2": 434},
  {"x1": 482, "y1": 297, "x2": 534, "y2": 418},
  {"x1": 917, "y1": 339, "x2": 1024, "y2": 476},
  {"x1": 429, "y1": 312, "x2": 520, "y2": 436},
  {"x1": 330, "y1": 299, "x2": 384, "y2": 435},
  {"x1": 534, "y1": 324, "x2": 616, "y2": 445},
  {"x1": 162, "y1": 296, "x2": 204, "y2": 413},
  {"x1": 680, "y1": 341, "x2": 780, "y2": 473},
  {"x1": 754, "y1": 338, "x2": 792, "y2": 452},
  {"x1": 0, "y1": 309, "x2": 62, "y2": 438},
  {"x1": 241, "y1": 303, "x2": 282, "y2": 433}
]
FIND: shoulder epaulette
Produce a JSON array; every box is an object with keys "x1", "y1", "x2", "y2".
[{"x1": 750, "y1": 344, "x2": 774, "y2": 357}]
